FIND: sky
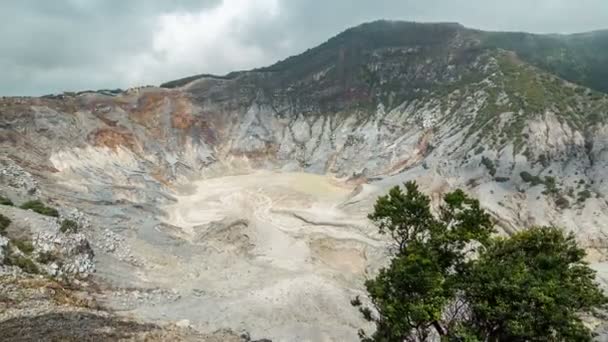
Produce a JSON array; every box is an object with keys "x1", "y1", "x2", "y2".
[{"x1": 2, "y1": 0, "x2": 607, "y2": 96}]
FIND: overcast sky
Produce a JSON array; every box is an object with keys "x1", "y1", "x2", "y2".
[{"x1": 2, "y1": 0, "x2": 607, "y2": 96}]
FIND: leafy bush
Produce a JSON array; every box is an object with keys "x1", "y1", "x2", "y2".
[
  {"x1": 19, "y1": 200, "x2": 59, "y2": 217},
  {"x1": 554, "y1": 195, "x2": 570, "y2": 209},
  {"x1": 0, "y1": 196, "x2": 13, "y2": 206},
  {"x1": 567, "y1": 187, "x2": 575, "y2": 197},
  {"x1": 542, "y1": 176, "x2": 559, "y2": 195},
  {"x1": 37, "y1": 251, "x2": 59, "y2": 264},
  {"x1": 0, "y1": 214, "x2": 11, "y2": 234},
  {"x1": 494, "y1": 176, "x2": 510, "y2": 183},
  {"x1": 520, "y1": 171, "x2": 543, "y2": 186},
  {"x1": 578, "y1": 190, "x2": 592, "y2": 203},
  {"x1": 12, "y1": 239, "x2": 34, "y2": 255},
  {"x1": 60, "y1": 219, "x2": 79, "y2": 234},
  {"x1": 537, "y1": 153, "x2": 550, "y2": 168},
  {"x1": 480, "y1": 156, "x2": 497, "y2": 176},
  {"x1": 6, "y1": 253, "x2": 39, "y2": 274}
]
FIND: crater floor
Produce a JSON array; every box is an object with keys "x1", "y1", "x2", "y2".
[{"x1": 100, "y1": 171, "x2": 386, "y2": 341}]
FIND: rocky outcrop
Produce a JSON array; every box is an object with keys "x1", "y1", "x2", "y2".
[{"x1": 0, "y1": 205, "x2": 95, "y2": 279}]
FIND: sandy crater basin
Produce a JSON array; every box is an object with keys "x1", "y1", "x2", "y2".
[{"x1": 127, "y1": 170, "x2": 388, "y2": 340}]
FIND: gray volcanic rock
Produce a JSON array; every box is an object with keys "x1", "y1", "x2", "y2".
[{"x1": 0, "y1": 205, "x2": 95, "y2": 279}]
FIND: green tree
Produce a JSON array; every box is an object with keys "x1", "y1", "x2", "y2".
[
  {"x1": 356, "y1": 181, "x2": 494, "y2": 341},
  {"x1": 457, "y1": 227, "x2": 608, "y2": 341},
  {"x1": 355, "y1": 181, "x2": 607, "y2": 341}
]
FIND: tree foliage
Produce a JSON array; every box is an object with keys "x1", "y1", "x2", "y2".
[
  {"x1": 355, "y1": 181, "x2": 607, "y2": 341},
  {"x1": 458, "y1": 227, "x2": 607, "y2": 341}
]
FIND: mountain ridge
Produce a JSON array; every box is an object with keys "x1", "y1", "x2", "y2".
[{"x1": 161, "y1": 20, "x2": 608, "y2": 95}]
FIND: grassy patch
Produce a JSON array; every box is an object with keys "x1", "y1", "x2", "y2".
[
  {"x1": 0, "y1": 196, "x2": 13, "y2": 206},
  {"x1": 12, "y1": 239, "x2": 35, "y2": 255},
  {"x1": 520, "y1": 171, "x2": 543, "y2": 186},
  {"x1": 0, "y1": 214, "x2": 11, "y2": 234},
  {"x1": 6, "y1": 253, "x2": 39, "y2": 274},
  {"x1": 542, "y1": 176, "x2": 559, "y2": 195},
  {"x1": 19, "y1": 200, "x2": 59, "y2": 217},
  {"x1": 37, "y1": 251, "x2": 60, "y2": 264},
  {"x1": 474, "y1": 146, "x2": 485, "y2": 155},
  {"x1": 59, "y1": 219, "x2": 79, "y2": 234},
  {"x1": 578, "y1": 190, "x2": 592, "y2": 203},
  {"x1": 554, "y1": 195, "x2": 570, "y2": 209},
  {"x1": 481, "y1": 157, "x2": 497, "y2": 176}
]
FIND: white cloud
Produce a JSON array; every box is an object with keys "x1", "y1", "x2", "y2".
[{"x1": 118, "y1": 0, "x2": 282, "y2": 86}]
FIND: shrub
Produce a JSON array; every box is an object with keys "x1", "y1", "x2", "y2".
[
  {"x1": 6, "y1": 254, "x2": 39, "y2": 274},
  {"x1": 0, "y1": 214, "x2": 11, "y2": 234},
  {"x1": 520, "y1": 171, "x2": 543, "y2": 186},
  {"x1": 537, "y1": 153, "x2": 550, "y2": 167},
  {"x1": 19, "y1": 200, "x2": 59, "y2": 217},
  {"x1": 578, "y1": 190, "x2": 592, "y2": 203},
  {"x1": 60, "y1": 219, "x2": 79, "y2": 234},
  {"x1": 554, "y1": 195, "x2": 570, "y2": 209},
  {"x1": 494, "y1": 176, "x2": 510, "y2": 183},
  {"x1": 542, "y1": 176, "x2": 559, "y2": 195},
  {"x1": 481, "y1": 156, "x2": 497, "y2": 176},
  {"x1": 0, "y1": 196, "x2": 13, "y2": 206},
  {"x1": 37, "y1": 251, "x2": 59, "y2": 264},
  {"x1": 12, "y1": 239, "x2": 34, "y2": 255}
]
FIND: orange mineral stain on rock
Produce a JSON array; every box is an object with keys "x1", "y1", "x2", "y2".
[
  {"x1": 128, "y1": 92, "x2": 167, "y2": 138},
  {"x1": 90, "y1": 128, "x2": 140, "y2": 152},
  {"x1": 151, "y1": 169, "x2": 172, "y2": 188},
  {"x1": 171, "y1": 98, "x2": 195, "y2": 130}
]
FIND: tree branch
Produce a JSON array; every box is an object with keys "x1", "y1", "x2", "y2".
[{"x1": 432, "y1": 320, "x2": 446, "y2": 336}]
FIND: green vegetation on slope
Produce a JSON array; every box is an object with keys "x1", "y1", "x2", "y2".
[
  {"x1": 12, "y1": 238, "x2": 34, "y2": 255},
  {"x1": 19, "y1": 200, "x2": 59, "y2": 217},
  {"x1": 60, "y1": 219, "x2": 79, "y2": 234},
  {"x1": 5, "y1": 251, "x2": 39, "y2": 274},
  {"x1": 161, "y1": 21, "x2": 608, "y2": 96},
  {"x1": 0, "y1": 195, "x2": 13, "y2": 206},
  {"x1": 0, "y1": 213, "x2": 11, "y2": 234},
  {"x1": 445, "y1": 51, "x2": 608, "y2": 153},
  {"x1": 482, "y1": 29, "x2": 608, "y2": 93},
  {"x1": 157, "y1": 20, "x2": 608, "y2": 157}
]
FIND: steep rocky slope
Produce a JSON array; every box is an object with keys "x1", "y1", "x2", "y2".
[{"x1": 2, "y1": 20, "x2": 608, "y2": 340}]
